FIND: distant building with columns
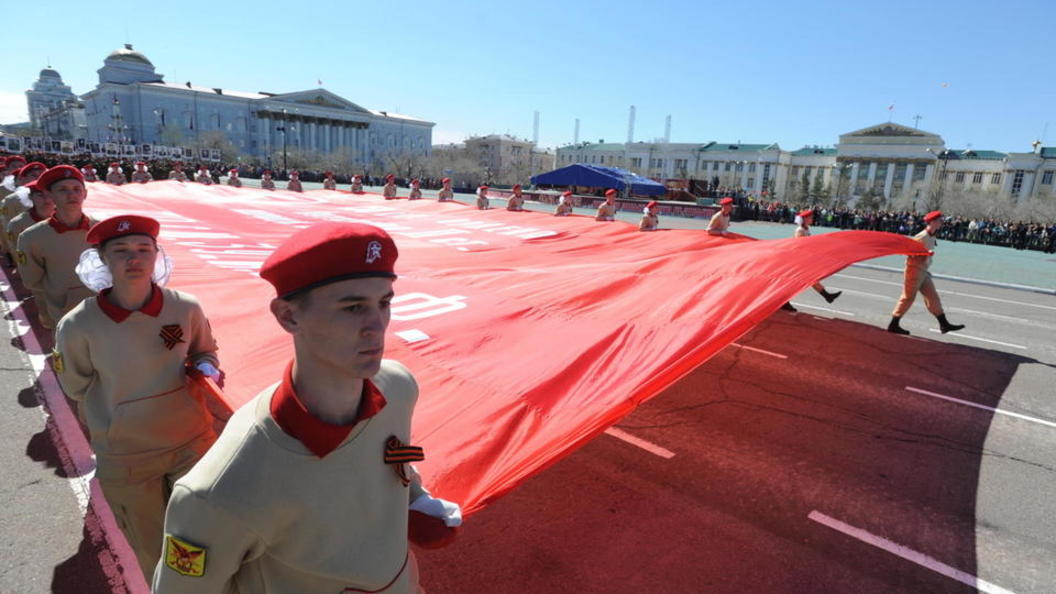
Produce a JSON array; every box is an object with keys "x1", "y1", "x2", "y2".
[
  {"x1": 24, "y1": 44, "x2": 433, "y2": 167},
  {"x1": 555, "y1": 123, "x2": 1056, "y2": 204}
]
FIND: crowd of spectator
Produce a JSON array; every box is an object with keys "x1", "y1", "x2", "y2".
[{"x1": 741, "y1": 200, "x2": 1056, "y2": 253}]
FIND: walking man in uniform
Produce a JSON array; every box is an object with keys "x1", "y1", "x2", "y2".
[
  {"x1": 408, "y1": 179, "x2": 422, "y2": 200},
  {"x1": 794, "y1": 209, "x2": 842, "y2": 303},
  {"x1": 153, "y1": 222, "x2": 461, "y2": 593},
  {"x1": 476, "y1": 185, "x2": 490, "y2": 210},
  {"x1": 888, "y1": 210, "x2": 965, "y2": 335},
  {"x1": 81, "y1": 164, "x2": 99, "y2": 182},
  {"x1": 554, "y1": 190, "x2": 574, "y2": 216}
]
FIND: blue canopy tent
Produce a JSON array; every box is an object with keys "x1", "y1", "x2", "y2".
[{"x1": 530, "y1": 164, "x2": 667, "y2": 196}]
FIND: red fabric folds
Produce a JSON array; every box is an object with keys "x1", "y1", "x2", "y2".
[{"x1": 83, "y1": 182, "x2": 928, "y2": 514}]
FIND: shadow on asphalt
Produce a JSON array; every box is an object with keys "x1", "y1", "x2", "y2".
[{"x1": 418, "y1": 312, "x2": 1040, "y2": 593}]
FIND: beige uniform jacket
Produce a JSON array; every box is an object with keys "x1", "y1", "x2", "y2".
[
  {"x1": 351, "y1": 180, "x2": 364, "y2": 192},
  {"x1": 16, "y1": 216, "x2": 98, "y2": 324},
  {"x1": 260, "y1": 179, "x2": 275, "y2": 190},
  {"x1": 437, "y1": 188, "x2": 452, "y2": 201},
  {"x1": 383, "y1": 183, "x2": 397, "y2": 198},
  {"x1": 168, "y1": 171, "x2": 187, "y2": 181},
  {"x1": 596, "y1": 203, "x2": 616, "y2": 221},
  {"x1": 153, "y1": 360, "x2": 426, "y2": 594},
  {"x1": 322, "y1": 179, "x2": 336, "y2": 190},
  {"x1": 906, "y1": 229, "x2": 936, "y2": 271},
  {"x1": 106, "y1": 172, "x2": 128, "y2": 185},
  {"x1": 2, "y1": 192, "x2": 26, "y2": 225},
  {"x1": 132, "y1": 171, "x2": 154, "y2": 183},
  {"x1": 286, "y1": 179, "x2": 302, "y2": 192},
  {"x1": 54, "y1": 287, "x2": 219, "y2": 462},
  {"x1": 707, "y1": 211, "x2": 730, "y2": 234},
  {"x1": 226, "y1": 177, "x2": 242, "y2": 187}
]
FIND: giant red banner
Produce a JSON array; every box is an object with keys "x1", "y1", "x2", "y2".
[{"x1": 81, "y1": 181, "x2": 927, "y2": 513}]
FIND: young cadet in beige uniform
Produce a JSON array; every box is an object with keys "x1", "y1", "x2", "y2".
[
  {"x1": 131, "y1": 161, "x2": 153, "y2": 183},
  {"x1": 55, "y1": 214, "x2": 221, "y2": 579},
  {"x1": 195, "y1": 166, "x2": 213, "y2": 185},
  {"x1": 16, "y1": 166, "x2": 99, "y2": 328},
  {"x1": 225, "y1": 168, "x2": 242, "y2": 187},
  {"x1": 437, "y1": 177, "x2": 453, "y2": 201},
  {"x1": 351, "y1": 174, "x2": 365, "y2": 193},
  {"x1": 383, "y1": 173, "x2": 398, "y2": 198},
  {"x1": 794, "y1": 209, "x2": 842, "y2": 304},
  {"x1": 888, "y1": 210, "x2": 965, "y2": 335},
  {"x1": 506, "y1": 184, "x2": 525, "y2": 211},
  {"x1": 1, "y1": 162, "x2": 46, "y2": 264},
  {"x1": 322, "y1": 171, "x2": 337, "y2": 190},
  {"x1": 154, "y1": 222, "x2": 462, "y2": 594},
  {"x1": 106, "y1": 162, "x2": 128, "y2": 185},
  {"x1": 707, "y1": 197, "x2": 734, "y2": 235},
  {"x1": 168, "y1": 162, "x2": 187, "y2": 182},
  {"x1": 81, "y1": 164, "x2": 99, "y2": 182},
  {"x1": 554, "y1": 190, "x2": 574, "y2": 216},
  {"x1": 476, "y1": 185, "x2": 490, "y2": 209},
  {"x1": 6, "y1": 181, "x2": 56, "y2": 305},
  {"x1": 408, "y1": 178, "x2": 422, "y2": 199},
  {"x1": 639, "y1": 200, "x2": 659, "y2": 231},
  {"x1": 595, "y1": 189, "x2": 617, "y2": 221},
  {"x1": 286, "y1": 170, "x2": 303, "y2": 192},
  {"x1": 260, "y1": 170, "x2": 275, "y2": 190}
]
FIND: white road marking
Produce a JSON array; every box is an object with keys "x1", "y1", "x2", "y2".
[
  {"x1": 603, "y1": 427, "x2": 676, "y2": 459},
  {"x1": 808, "y1": 510, "x2": 1017, "y2": 594},
  {"x1": 834, "y1": 273, "x2": 1056, "y2": 311},
  {"x1": 926, "y1": 329, "x2": 1028, "y2": 350},
  {"x1": 0, "y1": 274, "x2": 148, "y2": 592},
  {"x1": 905, "y1": 386, "x2": 1056, "y2": 429},
  {"x1": 789, "y1": 302, "x2": 856, "y2": 316},
  {"x1": 946, "y1": 307, "x2": 1046, "y2": 327},
  {"x1": 729, "y1": 343, "x2": 789, "y2": 359}
]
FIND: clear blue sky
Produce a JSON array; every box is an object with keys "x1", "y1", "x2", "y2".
[{"x1": 2, "y1": 0, "x2": 1053, "y2": 153}]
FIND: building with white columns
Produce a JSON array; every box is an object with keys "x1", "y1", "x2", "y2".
[{"x1": 555, "y1": 123, "x2": 1056, "y2": 204}]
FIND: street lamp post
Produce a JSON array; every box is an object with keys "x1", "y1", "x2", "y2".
[
  {"x1": 925, "y1": 147, "x2": 953, "y2": 210},
  {"x1": 275, "y1": 108, "x2": 289, "y2": 172}
]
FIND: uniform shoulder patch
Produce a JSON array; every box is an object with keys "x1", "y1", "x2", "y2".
[
  {"x1": 165, "y1": 535, "x2": 207, "y2": 577},
  {"x1": 51, "y1": 350, "x2": 64, "y2": 373},
  {"x1": 15, "y1": 250, "x2": 26, "y2": 266}
]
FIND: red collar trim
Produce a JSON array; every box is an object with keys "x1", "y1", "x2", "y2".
[
  {"x1": 47, "y1": 214, "x2": 90, "y2": 233},
  {"x1": 270, "y1": 361, "x2": 388, "y2": 458},
  {"x1": 96, "y1": 284, "x2": 164, "y2": 323}
]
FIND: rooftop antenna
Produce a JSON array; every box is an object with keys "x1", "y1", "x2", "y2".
[
  {"x1": 912, "y1": 114, "x2": 922, "y2": 129},
  {"x1": 627, "y1": 105, "x2": 636, "y2": 143}
]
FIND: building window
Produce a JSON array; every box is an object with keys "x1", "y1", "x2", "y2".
[
  {"x1": 991, "y1": 172, "x2": 1001, "y2": 184},
  {"x1": 747, "y1": 178, "x2": 754, "y2": 188},
  {"x1": 1011, "y1": 170, "x2": 1024, "y2": 194},
  {"x1": 1042, "y1": 170, "x2": 1054, "y2": 185},
  {"x1": 674, "y1": 158, "x2": 687, "y2": 171},
  {"x1": 955, "y1": 172, "x2": 965, "y2": 183},
  {"x1": 912, "y1": 164, "x2": 926, "y2": 182},
  {"x1": 763, "y1": 164, "x2": 772, "y2": 186},
  {"x1": 748, "y1": 162, "x2": 756, "y2": 173},
  {"x1": 655, "y1": 159, "x2": 664, "y2": 169},
  {"x1": 712, "y1": 162, "x2": 719, "y2": 171},
  {"x1": 735, "y1": 162, "x2": 743, "y2": 172},
  {"x1": 631, "y1": 157, "x2": 642, "y2": 167},
  {"x1": 972, "y1": 172, "x2": 983, "y2": 184}
]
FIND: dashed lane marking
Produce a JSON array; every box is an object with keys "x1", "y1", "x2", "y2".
[
  {"x1": 808, "y1": 510, "x2": 1017, "y2": 594},
  {"x1": 926, "y1": 329, "x2": 1028, "y2": 350},
  {"x1": 905, "y1": 386, "x2": 1056, "y2": 429},
  {"x1": 603, "y1": 428, "x2": 676, "y2": 459},
  {"x1": 729, "y1": 343, "x2": 789, "y2": 359}
]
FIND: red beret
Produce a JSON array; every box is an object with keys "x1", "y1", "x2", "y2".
[
  {"x1": 385, "y1": 174, "x2": 395, "y2": 181},
  {"x1": 325, "y1": 171, "x2": 333, "y2": 176},
  {"x1": 290, "y1": 170, "x2": 299, "y2": 175},
  {"x1": 263, "y1": 169, "x2": 273, "y2": 175},
  {"x1": 229, "y1": 168, "x2": 238, "y2": 174},
  {"x1": 441, "y1": 177, "x2": 450, "y2": 183},
  {"x1": 173, "y1": 161, "x2": 183, "y2": 166},
  {"x1": 87, "y1": 215, "x2": 160, "y2": 245},
  {"x1": 83, "y1": 164, "x2": 96, "y2": 170},
  {"x1": 260, "y1": 223, "x2": 398, "y2": 298},
  {"x1": 411, "y1": 178, "x2": 419, "y2": 184},
  {"x1": 512, "y1": 184, "x2": 521, "y2": 190},
  {"x1": 17, "y1": 162, "x2": 47, "y2": 178},
  {"x1": 135, "y1": 161, "x2": 146, "y2": 166},
  {"x1": 719, "y1": 197, "x2": 734, "y2": 205},
  {"x1": 605, "y1": 189, "x2": 617, "y2": 197},
  {"x1": 36, "y1": 165, "x2": 85, "y2": 190},
  {"x1": 924, "y1": 210, "x2": 943, "y2": 222},
  {"x1": 798, "y1": 209, "x2": 813, "y2": 218},
  {"x1": 24, "y1": 179, "x2": 43, "y2": 193},
  {"x1": 561, "y1": 190, "x2": 573, "y2": 197},
  {"x1": 646, "y1": 200, "x2": 657, "y2": 209},
  {"x1": 109, "y1": 162, "x2": 120, "y2": 167},
  {"x1": 355, "y1": 174, "x2": 363, "y2": 180}
]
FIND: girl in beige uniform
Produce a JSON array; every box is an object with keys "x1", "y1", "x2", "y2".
[
  {"x1": 286, "y1": 170, "x2": 303, "y2": 192},
  {"x1": 16, "y1": 166, "x2": 99, "y2": 328},
  {"x1": 7, "y1": 180, "x2": 56, "y2": 326},
  {"x1": 154, "y1": 223, "x2": 461, "y2": 594},
  {"x1": 794, "y1": 209, "x2": 842, "y2": 303},
  {"x1": 408, "y1": 178, "x2": 422, "y2": 199},
  {"x1": 506, "y1": 184, "x2": 525, "y2": 211},
  {"x1": 260, "y1": 169, "x2": 275, "y2": 190},
  {"x1": 322, "y1": 171, "x2": 337, "y2": 190},
  {"x1": 639, "y1": 200, "x2": 659, "y2": 231},
  {"x1": 351, "y1": 173, "x2": 365, "y2": 193},
  {"x1": 554, "y1": 190, "x2": 574, "y2": 216},
  {"x1": 1, "y1": 161, "x2": 46, "y2": 263},
  {"x1": 437, "y1": 177, "x2": 453, "y2": 201},
  {"x1": 131, "y1": 161, "x2": 153, "y2": 183},
  {"x1": 225, "y1": 168, "x2": 241, "y2": 187},
  {"x1": 54, "y1": 214, "x2": 222, "y2": 579},
  {"x1": 595, "y1": 189, "x2": 618, "y2": 221},
  {"x1": 106, "y1": 162, "x2": 128, "y2": 185},
  {"x1": 476, "y1": 185, "x2": 490, "y2": 209},
  {"x1": 707, "y1": 197, "x2": 734, "y2": 235},
  {"x1": 888, "y1": 210, "x2": 965, "y2": 335},
  {"x1": 383, "y1": 173, "x2": 398, "y2": 198}
]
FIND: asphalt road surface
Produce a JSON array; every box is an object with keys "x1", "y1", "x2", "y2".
[{"x1": 1, "y1": 188, "x2": 1053, "y2": 593}]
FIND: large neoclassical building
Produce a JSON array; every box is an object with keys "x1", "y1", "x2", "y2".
[
  {"x1": 25, "y1": 44, "x2": 433, "y2": 166},
  {"x1": 556, "y1": 123, "x2": 1056, "y2": 204}
]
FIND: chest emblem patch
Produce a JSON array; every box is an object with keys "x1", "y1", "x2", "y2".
[
  {"x1": 165, "y1": 535, "x2": 206, "y2": 577},
  {"x1": 160, "y1": 324, "x2": 185, "y2": 350}
]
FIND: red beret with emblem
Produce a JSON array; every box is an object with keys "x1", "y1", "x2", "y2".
[
  {"x1": 385, "y1": 174, "x2": 395, "y2": 181},
  {"x1": 36, "y1": 165, "x2": 85, "y2": 190},
  {"x1": 798, "y1": 208, "x2": 813, "y2": 218},
  {"x1": 605, "y1": 189, "x2": 617, "y2": 197},
  {"x1": 646, "y1": 200, "x2": 658, "y2": 210},
  {"x1": 719, "y1": 197, "x2": 734, "y2": 205},
  {"x1": 7, "y1": 155, "x2": 26, "y2": 166},
  {"x1": 110, "y1": 162, "x2": 120, "y2": 167},
  {"x1": 354, "y1": 174, "x2": 363, "y2": 180},
  {"x1": 441, "y1": 177, "x2": 450, "y2": 183},
  {"x1": 87, "y1": 215, "x2": 161, "y2": 246},
  {"x1": 229, "y1": 168, "x2": 238, "y2": 174},
  {"x1": 260, "y1": 223, "x2": 398, "y2": 298},
  {"x1": 561, "y1": 190, "x2": 573, "y2": 197},
  {"x1": 512, "y1": 184, "x2": 521, "y2": 190},
  {"x1": 924, "y1": 210, "x2": 943, "y2": 222}
]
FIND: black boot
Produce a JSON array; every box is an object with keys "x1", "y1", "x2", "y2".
[
  {"x1": 937, "y1": 314, "x2": 965, "y2": 334},
  {"x1": 887, "y1": 316, "x2": 910, "y2": 335},
  {"x1": 781, "y1": 302, "x2": 797, "y2": 312},
  {"x1": 822, "y1": 289, "x2": 842, "y2": 304}
]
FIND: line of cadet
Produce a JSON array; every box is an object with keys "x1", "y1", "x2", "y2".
[
  {"x1": 0, "y1": 153, "x2": 963, "y2": 592},
  {"x1": 0, "y1": 154, "x2": 462, "y2": 593}
]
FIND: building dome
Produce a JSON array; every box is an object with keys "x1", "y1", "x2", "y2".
[
  {"x1": 106, "y1": 43, "x2": 153, "y2": 66},
  {"x1": 39, "y1": 67, "x2": 61, "y2": 80}
]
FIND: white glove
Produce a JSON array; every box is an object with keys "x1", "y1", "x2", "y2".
[
  {"x1": 196, "y1": 362, "x2": 221, "y2": 381},
  {"x1": 410, "y1": 493, "x2": 463, "y2": 527}
]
